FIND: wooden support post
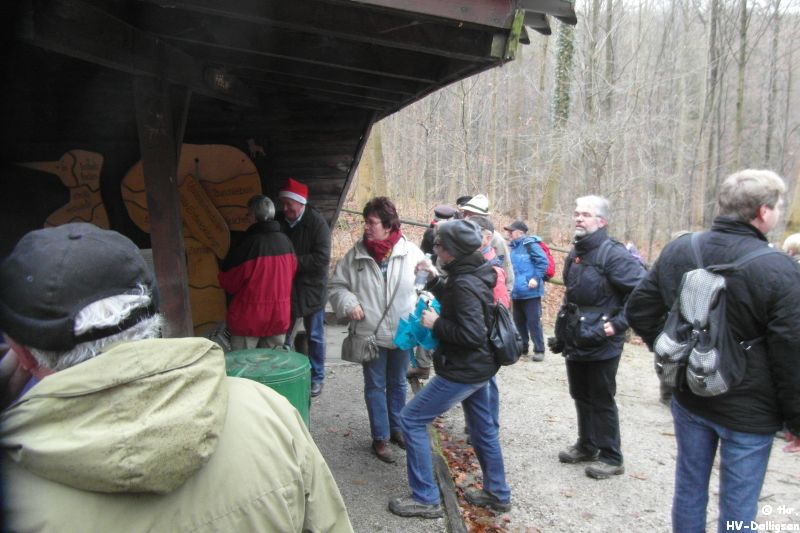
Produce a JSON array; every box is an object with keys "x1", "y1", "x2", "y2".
[{"x1": 133, "y1": 76, "x2": 193, "y2": 338}]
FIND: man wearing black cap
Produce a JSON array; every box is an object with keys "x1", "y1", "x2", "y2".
[
  {"x1": 0, "y1": 223, "x2": 352, "y2": 532},
  {"x1": 389, "y1": 219, "x2": 511, "y2": 519},
  {"x1": 505, "y1": 220, "x2": 549, "y2": 361}
]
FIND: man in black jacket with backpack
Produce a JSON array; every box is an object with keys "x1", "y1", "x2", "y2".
[
  {"x1": 549, "y1": 195, "x2": 646, "y2": 480},
  {"x1": 626, "y1": 169, "x2": 800, "y2": 533}
]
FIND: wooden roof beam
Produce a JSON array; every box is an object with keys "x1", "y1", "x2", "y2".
[
  {"x1": 166, "y1": 37, "x2": 441, "y2": 84},
  {"x1": 225, "y1": 62, "x2": 425, "y2": 96},
  {"x1": 16, "y1": 0, "x2": 258, "y2": 107},
  {"x1": 343, "y1": 0, "x2": 516, "y2": 28},
  {"x1": 134, "y1": 0, "x2": 504, "y2": 62},
  {"x1": 231, "y1": 67, "x2": 417, "y2": 99},
  {"x1": 519, "y1": 0, "x2": 578, "y2": 26}
]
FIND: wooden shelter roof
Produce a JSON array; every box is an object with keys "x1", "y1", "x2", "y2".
[{"x1": 1, "y1": 0, "x2": 576, "y2": 335}]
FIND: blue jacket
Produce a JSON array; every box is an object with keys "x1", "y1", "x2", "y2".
[{"x1": 509, "y1": 236, "x2": 549, "y2": 300}]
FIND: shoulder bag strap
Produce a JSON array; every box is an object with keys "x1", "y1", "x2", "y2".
[{"x1": 372, "y1": 254, "x2": 406, "y2": 336}]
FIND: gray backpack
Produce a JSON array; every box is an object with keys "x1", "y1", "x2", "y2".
[{"x1": 653, "y1": 233, "x2": 778, "y2": 397}]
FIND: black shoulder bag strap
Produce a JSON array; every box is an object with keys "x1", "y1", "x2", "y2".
[{"x1": 691, "y1": 231, "x2": 779, "y2": 271}]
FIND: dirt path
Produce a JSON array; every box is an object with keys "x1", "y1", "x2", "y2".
[
  {"x1": 313, "y1": 319, "x2": 799, "y2": 532},
  {"x1": 434, "y1": 339, "x2": 800, "y2": 532}
]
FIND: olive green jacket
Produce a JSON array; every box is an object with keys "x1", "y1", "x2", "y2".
[{"x1": 0, "y1": 338, "x2": 352, "y2": 533}]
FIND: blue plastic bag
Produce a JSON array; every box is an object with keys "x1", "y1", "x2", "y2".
[{"x1": 394, "y1": 293, "x2": 440, "y2": 350}]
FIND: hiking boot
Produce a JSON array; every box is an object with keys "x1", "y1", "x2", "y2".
[
  {"x1": 372, "y1": 439, "x2": 395, "y2": 463},
  {"x1": 585, "y1": 461, "x2": 625, "y2": 479},
  {"x1": 406, "y1": 366, "x2": 430, "y2": 380},
  {"x1": 530, "y1": 351, "x2": 545, "y2": 362},
  {"x1": 390, "y1": 430, "x2": 406, "y2": 449},
  {"x1": 464, "y1": 488, "x2": 511, "y2": 512},
  {"x1": 558, "y1": 445, "x2": 599, "y2": 464},
  {"x1": 388, "y1": 496, "x2": 443, "y2": 519}
]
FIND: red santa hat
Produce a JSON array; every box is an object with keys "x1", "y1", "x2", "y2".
[{"x1": 278, "y1": 178, "x2": 308, "y2": 205}]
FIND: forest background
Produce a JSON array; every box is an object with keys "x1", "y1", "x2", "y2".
[{"x1": 337, "y1": 0, "x2": 800, "y2": 267}]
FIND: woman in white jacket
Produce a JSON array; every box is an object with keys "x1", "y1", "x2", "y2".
[{"x1": 329, "y1": 197, "x2": 426, "y2": 464}]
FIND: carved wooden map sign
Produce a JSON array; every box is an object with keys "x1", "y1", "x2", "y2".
[
  {"x1": 18, "y1": 150, "x2": 109, "y2": 229},
  {"x1": 122, "y1": 144, "x2": 262, "y2": 334}
]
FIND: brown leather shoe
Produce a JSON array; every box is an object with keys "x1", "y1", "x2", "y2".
[
  {"x1": 372, "y1": 439, "x2": 395, "y2": 463},
  {"x1": 406, "y1": 366, "x2": 430, "y2": 380},
  {"x1": 390, "y1": 431, "x2": 406, "y2": 449}
]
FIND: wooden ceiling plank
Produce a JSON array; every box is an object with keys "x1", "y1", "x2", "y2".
[
  {"x1": 244, "y1": 78, "x2": 400, "y2": 105},
  {"x1": 161, "y1": 34, "x2": 446, "y2": 84},
  {"x1": 17, "y1": 0, "x2": 258, "y2": 107},
  {"x1": 334, "y1": 0, "x2": 515, "y2": 28},
  {"x1": 226, "y1": 62, "x2": 425, "y2": 96},
  {"x1": 134, "y1": 0, "x2": 500, "y2": 63},
  {"x1": 234, "y1": 69, "x2": 415, "y2": 99}
]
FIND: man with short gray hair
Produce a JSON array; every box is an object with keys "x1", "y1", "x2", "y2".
[
  {"x1": 627, "y1": 169, "x2": 800, "y2": 532},
  {"x1": 219, "y1": 194, "x2": 297, "y2": 350},
  {"x1": 0, "y1": 222, "x2": 352, "y2": 532},
  {"x1": 549, "y1": 195, "x2": 645, "y2": 479}
]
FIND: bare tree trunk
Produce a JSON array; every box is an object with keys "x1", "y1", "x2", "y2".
[
  {"x1": 542, "y1": 22, "x2": 575, "y2": 237},
  {"x1": 699, "y1": 0, "x2": 721, "y2": 227},
  {"x1": 604, "y1": 0, "x2": 615, "y2": 116},
  {"x1": 734, "y1": 0, "x2": 748, "y2": 168},
  {"x1": 780, "y1": 57, "x2": 793, "y2": 178},
  {"x1": 355, "y1": 123, "x2": 387, "y2": 207},
  {"x1": 765, "y1": 0, "x2": 781, "y2": 167},
  {"x1": 586, "y1": 0, "x2": 600, "y2": 120}
]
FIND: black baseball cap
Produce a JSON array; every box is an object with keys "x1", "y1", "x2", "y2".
[
  {"x1": 0, "y1": 223, "x2": 159, "y2": 351},
  {"x1": 504, "y1": 220, "x2": 529, "y2": 233}
]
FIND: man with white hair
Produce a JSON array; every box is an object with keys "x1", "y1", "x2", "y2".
[
  {"x1": 627, "y1": 170, "x2": 800, "y2": 532},
  {"x1": 548, "y1": 195, "x2": 645, "y2": 479},
  {"x1": 219, "y1": 194, "x2": 297, "y2": 350},
  {"x1": 0, "y1": 223, "x2": 352, "y2": 532}
]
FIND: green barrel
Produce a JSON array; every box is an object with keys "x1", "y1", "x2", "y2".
[{"x1": 225, "y1": 348, "x2": 311, "y2": 427}]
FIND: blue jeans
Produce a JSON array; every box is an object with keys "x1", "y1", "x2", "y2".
[
  {"x1": 400, "y1": 375, "x2": 510, "y2": 506},
  {"x1": 465, "y1": 376, "x2": 500, "y2": 435},
  {"x1": 303, "y1": 310, "x2": 326, "y2": 385},
  {"x1": 512, "y1": 297, "x2": 544, "y2": 353},
  {"x1": 362, "y1": 347, "x2": 409, "y2": 441},
  {"x1": 671, "y1": 399, "x2": 773, "y2": 533}
]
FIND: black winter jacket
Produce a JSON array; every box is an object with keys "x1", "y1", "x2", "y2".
[
  {"x1": 278, "y1": 205, "x2": 332, "y2": 319},
  {"x1": 429, "y1": 252, "x2": 499, "y2": 383},
  {"x1": 560, "y1": 227, "x2": 646, "y2": 361},
  {"x1": 626, "y1": 217, "x2": 800, "y2": 435}
]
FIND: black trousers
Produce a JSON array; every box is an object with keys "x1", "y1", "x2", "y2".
[{"x1": 565, "y1": 355, "x2": 623, "y2": 465}]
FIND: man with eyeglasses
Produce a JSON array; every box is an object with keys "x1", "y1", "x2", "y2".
[
  {"x1": 548, "y1": 195, "x2": 645, "y2": 479},
  {"x1": 277, "y1": 178, "x2": 332, "y2": 397}
]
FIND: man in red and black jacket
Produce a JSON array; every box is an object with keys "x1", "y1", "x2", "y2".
[{"x1": 219, "y1": 195, "x2": 297, "y2": 350}]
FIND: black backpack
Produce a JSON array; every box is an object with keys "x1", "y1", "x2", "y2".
[
  {"x1": 465, "y1": 282, "x2": 523, "y2": 366},
  {"x1": 653, "y1": 232, "x2": 778, "y2": 397}
]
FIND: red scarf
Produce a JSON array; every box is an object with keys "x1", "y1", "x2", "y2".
[{"x1": 363, "y1": 229, "x2": 402, "y2": 264}]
